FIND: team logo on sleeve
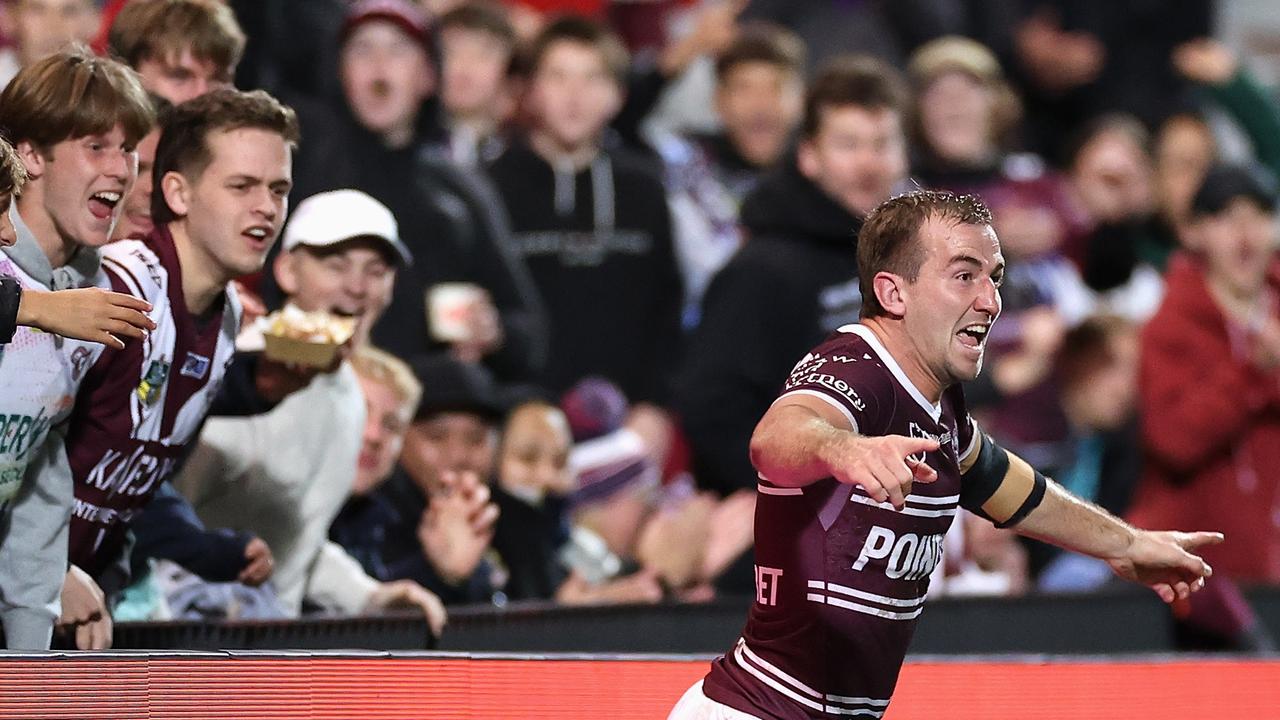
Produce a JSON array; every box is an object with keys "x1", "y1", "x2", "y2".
[
  {"x1": 136, "y1": 360, "x2": 170, "y2": 405},
  {"x1": 907, "y1": 422, "x2": 953, "y2": 462}
]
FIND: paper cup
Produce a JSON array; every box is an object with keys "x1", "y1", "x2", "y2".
[{"x1": 427, "y1": 283, "x2": 484, "y2": 342}]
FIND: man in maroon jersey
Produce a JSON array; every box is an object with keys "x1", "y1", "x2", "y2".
[
  {"x1": 670, "y1": 190, "x2": 1222, "y2": 719},
  {"x1": 58, "y1": 89, "x2": 297, "y2": 636}
]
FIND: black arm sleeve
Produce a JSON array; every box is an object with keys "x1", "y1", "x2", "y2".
[
  {"x1": 960, "y1": 432, "x2": 1048, "y2": 528},
  {"x1": 0, "y1": 275, "x2": 22, "y2": 343}
]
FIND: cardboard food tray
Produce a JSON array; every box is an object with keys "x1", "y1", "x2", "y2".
[
  {"x1": 262, "y1": 333, "x2": 343, "y2": 367},
  {"x1": 259, "y1": 311, "x2": 356, "y2": 368}
]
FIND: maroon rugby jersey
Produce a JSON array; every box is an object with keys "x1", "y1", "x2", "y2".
[
  {"x1": 702, "y1": 323, "x2": 981, "y2": 719},
  {"x1": 63, "y1": 227, "x2": 240, "y2": 577}
]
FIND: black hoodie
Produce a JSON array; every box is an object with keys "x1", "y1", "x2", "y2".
[
  {"x1": 676, "y1": 162, "x2": 865, "y2": 496},
  {"x1": 486, "y1": 140, "x2": 682, "y2": 403}
]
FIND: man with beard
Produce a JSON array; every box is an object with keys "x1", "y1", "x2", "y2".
[{"x1": 670, "y1": 190, "x2": 1221, "y2": 719}]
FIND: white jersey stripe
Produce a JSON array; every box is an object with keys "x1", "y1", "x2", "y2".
[
  {"x1": 960, "y1": 417, "x2": 981, "y2": 465},
  {"x1": 825, "y1": 694, "x2": 891, "y2": 708},
  {"x1": 732, "y1": 641, "x2": 889, "y2": 717},
  {"x1": 738, "y1": 639, "x2": 824, "y2": 699},
  {"x1": 733, "y1": 644, "x2": 826, "y2": 712},
  {"x1": 757, "y1": 484, "x2": 803, "y2": 496},
  {"x1": 848, "y1": 493, "x2": 957, "y2": 518},
  {"x1": 903, "y1": 493, "x2": 960, "y2": 506},
  {"x1": 825, "y1": 707, "x2": 885, "y2": 717},
  {"x1": 807, "y1": 593, "x2": 924, "y2": 621},
  {"x1": 807, "y1": 580, "x2": 926, "y2": 609}
]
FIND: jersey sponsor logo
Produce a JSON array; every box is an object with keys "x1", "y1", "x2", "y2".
[
  {"x1": 136, "y1": 359, "x2": 170, "y2": 405},
  {"x1": 785, "y1": 370, "x2": 866, "y2": 412},
  {"x1": 852, "y1": 526, "x2": 945, "y2": 581},
  {"x1": 83, "y1": 445, "x2": 178, "y2": 499},
  {"x1": 755, "y1": 565, "x2": 783, "y2": 606},
  {"x1": 0, "y1": 407, "x2": 51, "y2": 463},
  {"x1": 180, "y1": 352, "x2": 211, "y2": 379},
  {"x1": 129, "y1": 246, "x2": 163, "y2": 287},
  {"x1": 72, "y1": 497, "x2": 139, "y2": 526}
]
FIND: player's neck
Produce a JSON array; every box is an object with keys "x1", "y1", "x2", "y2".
[
  {"x1": 860, "y1": 317, "x2": 947, "y2": 403},
  {"x1": 167, "y1": 221, "x2": 228, "y2": 316}
]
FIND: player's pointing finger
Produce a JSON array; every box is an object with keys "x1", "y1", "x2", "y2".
[
  {"x1": 1177, "y1": 531, "x2": 1224, "y2": 550},
  {"x1": 894, "y1": 436, "x2": 939, "y2": 459}
]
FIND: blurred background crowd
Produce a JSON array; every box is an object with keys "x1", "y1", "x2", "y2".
[{"x1": 7, "y1": 0, "x2": 1280, "y2": 652}]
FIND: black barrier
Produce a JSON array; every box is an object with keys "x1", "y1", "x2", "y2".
[{"x1": 112, "y1": 586, "x2": 1280, "y2": 653}]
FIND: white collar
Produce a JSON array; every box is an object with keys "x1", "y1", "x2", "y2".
[{"x1": 839, "y1": 323, "x2": 942, "y2": 422}]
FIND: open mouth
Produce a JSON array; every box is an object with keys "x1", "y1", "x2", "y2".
[
  {"x1": 88, "y1": 191, "x2": 122, "y2": 219},
  {"x1": 956, "y1": 322, "x2": 989, "y2": 349},
  {"x1": 243, "y1": 225, "x2": 272, "y2": 246}
]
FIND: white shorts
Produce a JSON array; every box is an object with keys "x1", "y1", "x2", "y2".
[{"x1": 668, "y1": 680, "x2": 764, "y2": 720}]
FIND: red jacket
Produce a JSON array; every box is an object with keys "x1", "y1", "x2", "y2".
[{"x1": 1128, "y1": 252, "x2": 1280, "y2": 582}]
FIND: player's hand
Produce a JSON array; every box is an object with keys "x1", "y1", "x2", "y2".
[
  {"x1": 365, "y1": 580, "x2": 447, "y2": 638},
  {"x1": 58, "y1": 566, "x2": 113, "y2": 650},
  {"x1": 17, "y1": 287, "x2": 154, "y2": 349},
  {"x1": 237, "y1": 537, "x2": 275, "y2": 586},
  {"x1": 1105, "y1": 530, "x2": 1223, "y2": 603},
  {"x1": 821, "y1": 434, "x2": 939, "y2": 510}
]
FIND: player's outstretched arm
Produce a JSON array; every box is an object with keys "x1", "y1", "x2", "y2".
[
  {"x1": 749, "y1": 395, "x2": 938, "y2": 507},
  {"x1": 1011, "y1": 480, "x2": 1222, "y2": 604},
  {"x1": 17, "y1": 287, "x2": 154, "y2": 349}
]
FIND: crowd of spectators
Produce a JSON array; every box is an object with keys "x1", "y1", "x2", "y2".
[{"x1": 0, "y1": 0, "x2": 1277, "y2": 653}]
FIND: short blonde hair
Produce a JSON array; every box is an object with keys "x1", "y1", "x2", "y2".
[{"x1": 350, "y1": 346, "x2": 422, "y2": 418}]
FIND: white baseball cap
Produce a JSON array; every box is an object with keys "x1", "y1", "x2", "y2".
[{"x1": 282, "y1": 189, "x2": 412, "y2": 265}]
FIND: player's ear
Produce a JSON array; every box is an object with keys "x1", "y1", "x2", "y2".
[{"x1": 873, "y1": 271, "x2": 907, "y2": 317}]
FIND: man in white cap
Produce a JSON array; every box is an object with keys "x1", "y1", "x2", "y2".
[{"x1": 172, "y1": 189, "x2": 446, "y2": 636}]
